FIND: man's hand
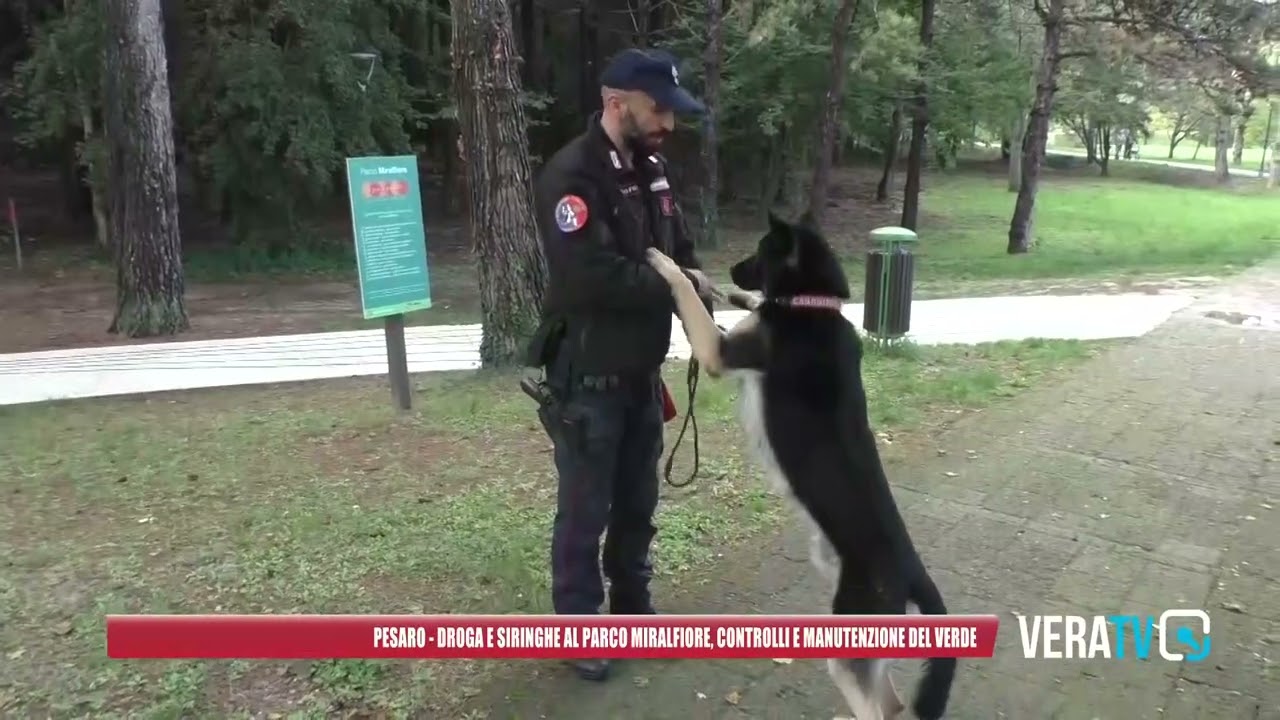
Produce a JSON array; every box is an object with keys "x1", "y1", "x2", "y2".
[
  {"x1": 684, "y1": 269, "x2": 713, "y2": 297},
  {"x1": 645, "y1": 248, "x2": 692, "y2": 288}
]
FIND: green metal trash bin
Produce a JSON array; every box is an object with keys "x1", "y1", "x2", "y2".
[{"x1": 862, "y1": 226, "x2": 918, "y2": 339}]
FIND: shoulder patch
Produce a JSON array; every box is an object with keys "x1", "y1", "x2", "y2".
[{"x1": 554, "y1": 195, "x2": 589, "y2": 233}]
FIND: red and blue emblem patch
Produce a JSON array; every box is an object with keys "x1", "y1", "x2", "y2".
[{"x1": 554, "y1": 195, "x2": 589, "y2": 233}]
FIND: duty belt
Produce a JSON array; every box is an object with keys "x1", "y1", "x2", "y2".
[{"x1": 575, "y1": 373, "x2": 654, "y2": 392}]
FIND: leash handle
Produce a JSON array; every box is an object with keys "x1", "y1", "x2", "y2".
[
  {"x1": 663, "y1": 359, "x2": 700, "y2": 488},
  {"x1": 663, "y1": 298, "x2": 719, "y2": 489}
]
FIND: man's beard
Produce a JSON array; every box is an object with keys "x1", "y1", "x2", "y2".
[{"x1": 623, "y1": 110, "x2": 667, "y2": 150}]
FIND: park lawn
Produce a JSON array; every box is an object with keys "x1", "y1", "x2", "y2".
[
  {"x1": 1132, "y1": 132, "x2": 1269, "y2": 170},
  {"x1": 0, "y1": 337, "x2": 1103, "y2": 719},
  {"x1": 902, "y1": 169, "x2": 1280, "y2": 285}
]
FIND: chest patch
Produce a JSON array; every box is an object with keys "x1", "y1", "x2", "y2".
[{"x1": 554, "y1": 195, "x2": 588, "y2": 232}]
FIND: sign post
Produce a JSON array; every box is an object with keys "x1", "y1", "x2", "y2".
[{"x1": 345, "y1": 155, "x2": 432, "y2": 411}]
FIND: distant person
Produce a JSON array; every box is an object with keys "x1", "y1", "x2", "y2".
[{"x1": 522, "y1": 48, "x2": 714, "y2": 682}]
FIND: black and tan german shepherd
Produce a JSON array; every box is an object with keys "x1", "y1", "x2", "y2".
[{"x1": 646, "y1": 211, "x2": 955, "y2": 719}]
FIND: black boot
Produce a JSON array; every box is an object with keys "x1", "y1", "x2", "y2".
[
  {"x1": 564, "y1": 658, "x2": 611, "y2": 681},
  {"x1": 609, "y1": 596, "x2": 656, "y2": 615}
]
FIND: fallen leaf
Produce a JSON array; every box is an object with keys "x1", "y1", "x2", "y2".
[
  {"x1": 771, "y1": 658, "x2": 793, "y2": 665},
  {"x1": 633, "y1": 676, "x2": 650, "y2": 688},
  {"x1": 1220, "y1": 602, "x2": 1245, "y2": 614},
  {"x1": 725, "y1": 690, "x2": 741, "y2": 705},
  {"x1": 696, "y1": 691, "x2": 707, "y2": 700},
  {"x1": 943, "y1": 471, "x2": 958, "y2": 478},
  {"x1": 5, "y1": 648, "x2": 24, "y2": 660}
]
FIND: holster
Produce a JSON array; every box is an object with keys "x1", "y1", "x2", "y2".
[
  {"x1": 521, "y1": 314, "x2": 568, "y2": 411},
  {"x1": 523, "y1": 313, "x2": 567, "y2": 370}
]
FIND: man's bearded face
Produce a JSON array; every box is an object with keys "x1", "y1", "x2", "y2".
[{"x1": 622, "y1": 94, "x2": 675, "y2": 151}]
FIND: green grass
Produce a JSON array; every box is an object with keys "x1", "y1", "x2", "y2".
[
  {"x1": 0, "y1": 337, "x2": 1103, "y2": 718},
  {"x1": 900, "y1": 170, "x2": 1280, "y2": 284}
]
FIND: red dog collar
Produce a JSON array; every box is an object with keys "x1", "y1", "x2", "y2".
[{"x1": 775, "y1": 295, "x2": 845, "y2": 310}]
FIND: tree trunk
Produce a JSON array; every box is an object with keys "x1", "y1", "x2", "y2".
[
  {"x1": 1269, "y1": 141, "x2": 1278, "y2": 189},
  {"x1": 806, "y1": 0, "x2": 859, "y2": 227},
  {"x1": 701, "y1": 0, "x2": 721, "y2": 245},
  {"x1": 699, "y1": 0, "x2": 723, "y2": 247},
  {"x1": 1191, "y1": 139, "x2": 1202, "y2": 160},
  {"x1": 1232, "y1": 119, "x2": 1246, "y2": 166},
  {"x1": 71, "y1": 44, "x2": 111, "y2": 250},
  {"x1": 452, "y1": 0, "x2": 549, "y2": 367},
  {"x1": 1007, "y1": 0, "x2": 1065, "y2": 255},
  {"x1": 1084, "y1": 121, "x2": 1097, "y2": 164},
  {"x1": 761, "y1": 130, "x2": 786, "y2": 209},
  {"x1": 1213, "y1": 114, "x2": 1231, "y2": 184},
  {"x1": 102, "y1": 0, "x2": 188, "y2": 337},
  {"x1": 876, "y1": 104, "x2": 903, "y2": 201},
  {"x1": 577, "y1": 3, "x2": 599, "y2": 118},
  {"x1": 518, "y1": 0, "x2": 537, "y2": 88},
  {"x1": 900, "y1": 0, "x2": 936, "y2": 231},
  {"x1": 1099, "y1": 125, "x2": 1111, "y2": 177},
  {"x1": 1007, "y1": 110, "x2": 1026, "y2": 192}
]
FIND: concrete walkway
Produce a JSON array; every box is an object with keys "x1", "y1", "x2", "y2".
[
  {"x1": 467, "y1": 262, "x2": 1279, "y2": 719},
  {"x1": 0, "y1": 293, "x2": 1194, "y2": 406}
]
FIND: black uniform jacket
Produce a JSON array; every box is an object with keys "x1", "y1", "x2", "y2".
[{"x1": 529, "y1": 112, "x2": 702, "y2": 377}]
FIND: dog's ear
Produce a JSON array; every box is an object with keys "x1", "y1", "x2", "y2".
[{"x1": 766, "y1": 210, "x2": 788, "y2": 235}]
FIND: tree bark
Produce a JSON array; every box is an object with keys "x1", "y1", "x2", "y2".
[
  {"x1": 805, "y1": 0, "x2": 859, "y2": 227},
  {"x1": 1099, "y1": 124, "x2": 1111, "y2": 177},
  {"x1": 700, "y1": 0, "x2": 723, "y2": 246},
  {"x1": 1268, "y1": 141, "x2": 1278, "y2": 189},
  {"x1": 1007, "y1": 0, "x2": 1065, "y2": 255},
  {"x1": 452, "y1": 0, "x2": 549, "y2": 367},
  {"x1": 1007, "y1": 111, "x2": 1026, "y2": 192},
  {"x1": 577, "y1": 3, "x2": 599, "y2": 118},
  {"x1": 1213, "y1": 114, "x2": 1231, "y2": 184},
  {"x1": 103, "y1": 0, "x2": 188, "y2": 337},
  {"x1": 876, "y1": 104, "x2": 903, "y2": 202},
  {"x1": 1232, "y1": 118, "x2": 1247, "y2": 166},
  {"x1": 900, "y1": 0, "x2": 936, "y2": 231},
  {"x1": 76, "y1": 105, "x2": 110, "y2": 250}
]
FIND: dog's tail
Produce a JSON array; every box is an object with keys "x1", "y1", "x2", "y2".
[{"x1": 908, "y1": 572, "x2": 956, "y2": 720}]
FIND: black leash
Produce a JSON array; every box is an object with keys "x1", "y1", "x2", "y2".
[{"x1": 662, "y1": 358, "x2": 702, "y2": 488}]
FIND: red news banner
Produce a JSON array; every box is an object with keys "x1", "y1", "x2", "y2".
[{"x1": 107, "y1": 614, "x2": 1000, "y2": 660}]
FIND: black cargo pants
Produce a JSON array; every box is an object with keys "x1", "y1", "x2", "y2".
[{"x1": 537, "y1": 352, "x2": 664, "y2": 616}]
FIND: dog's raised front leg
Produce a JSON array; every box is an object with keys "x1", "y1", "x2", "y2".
[
  {"x1": 809, "y1": 530, "x2": 839, "y2": 585},
  {"x1": 880, "y1": 671, "x2": 905, "y2": 719},
  {"x1": 828, "y1": 658, "x2": 884, "y2": 720}
]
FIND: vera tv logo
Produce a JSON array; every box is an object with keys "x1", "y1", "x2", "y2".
[{"x1": 1018, "y1": 610, "x2": 1211, "y2": 661}]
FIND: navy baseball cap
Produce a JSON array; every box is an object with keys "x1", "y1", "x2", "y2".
[{"x1": 600, "y1": 48, "x2": 705, "y2": 115}]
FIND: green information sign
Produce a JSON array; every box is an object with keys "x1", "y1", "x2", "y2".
[{"x1": 345, "y1": 155, "x2": 432, "y2": 319}]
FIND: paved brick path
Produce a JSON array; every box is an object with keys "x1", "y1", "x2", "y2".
[{"x1": 470, "y1": 261, "x2": 1279, "y2": 720}]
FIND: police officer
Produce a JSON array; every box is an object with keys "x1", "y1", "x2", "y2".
[{"x1": 525, "y1": 47, "x2": 712, "y2": 681}]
